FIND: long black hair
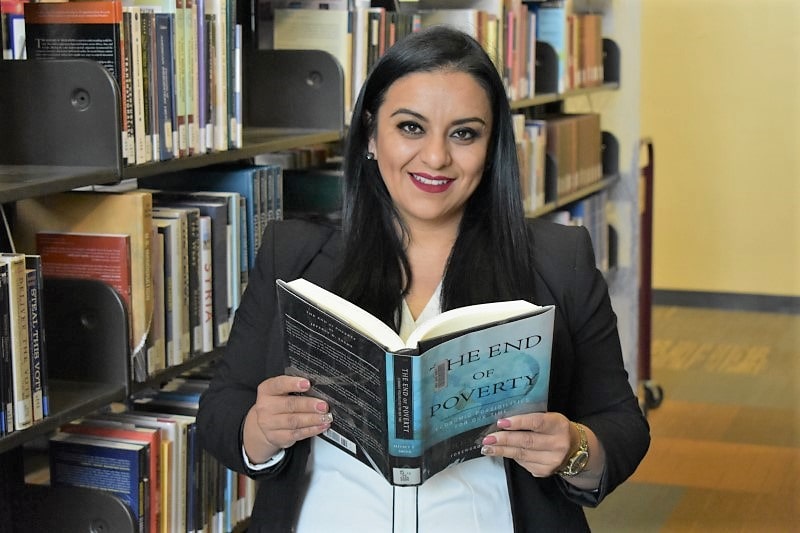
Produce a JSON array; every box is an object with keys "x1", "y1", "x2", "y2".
[{"x1": 334, "y1": 25, "x2": 536, "y2": 329}]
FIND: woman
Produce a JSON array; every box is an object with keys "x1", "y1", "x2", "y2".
[{"x1": 198, "y1": 25, "x2": 650, "y2": 531}]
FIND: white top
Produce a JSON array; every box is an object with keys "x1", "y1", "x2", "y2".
[{"x1": 294, "y1": 285, "x2": 514, "y2": 532}]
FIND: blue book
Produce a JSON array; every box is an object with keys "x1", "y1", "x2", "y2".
[
  {"x1": 154, "y1": 12, "x2": 178, "y2": 160},
  {"x1": 49, "y1": 432, "x2": 149, "y2": 533},
  {"x1": 140, "y1": 165, "x2": 262, "y2": 270},
  {"x1": 277, "y1": 278, "x2": 554, "y2": 487},
  {"x1": 532, "y1": 1, "x2": 567, "y2": 93}
]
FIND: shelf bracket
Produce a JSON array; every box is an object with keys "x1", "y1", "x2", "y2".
[{"x1": 244, "y1": 49, "x2": 345, "y2": 134}]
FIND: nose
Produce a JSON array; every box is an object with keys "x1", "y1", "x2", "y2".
[{"x1": 420, "y1": 135, "x2": 451, "y2": 169}]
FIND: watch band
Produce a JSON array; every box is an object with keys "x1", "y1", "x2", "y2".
[{"x1": 556, "y1": 422, "x2": 590, "y2": 477}]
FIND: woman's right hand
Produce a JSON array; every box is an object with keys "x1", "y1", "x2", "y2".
[{"x1": 242, "y1": 375, "x2": 332, "y2": 464}]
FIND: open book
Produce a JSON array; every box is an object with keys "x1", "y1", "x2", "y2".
[{"x1": 277, "y1": 278, "x2": 555, "y2": 486}]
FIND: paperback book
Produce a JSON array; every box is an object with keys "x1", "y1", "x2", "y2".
[{"x1": 276, "y1": 278, "x2": 554, "y2": 486}]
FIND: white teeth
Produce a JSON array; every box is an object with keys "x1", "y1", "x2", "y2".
[{"x1": 413, "y1": 174, "x2": 449, "y2": 186}]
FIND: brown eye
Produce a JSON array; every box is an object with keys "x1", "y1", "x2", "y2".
[
  {"x1": 399, "y1": 121, "x2": 424, "y2": 135},
  {"x1": 452, "y1": 128, "x2": 478, "y2": 141}
]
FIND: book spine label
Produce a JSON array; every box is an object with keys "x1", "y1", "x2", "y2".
[{"x1": 386, "y1": 352, "x2": 422, "y2": 486}]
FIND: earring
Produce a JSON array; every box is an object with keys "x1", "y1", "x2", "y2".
[{"x1": 365, "y1": 152, "x2": 375, "y2": 160}]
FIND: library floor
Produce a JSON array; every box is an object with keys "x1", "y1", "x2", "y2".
[{"x1": 585, "y1": 306, "x2": 800, "y2": 532}]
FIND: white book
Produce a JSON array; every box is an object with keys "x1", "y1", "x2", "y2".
[
  {"x1": 155, "y1": 218, "x2": 188, "y2": 366},
  {"x1": 199, "y1": 215, "x2": 214, "y2": 353},
  {"x1": 0, "y1": 254, "x2": 32, "y2": 431}
]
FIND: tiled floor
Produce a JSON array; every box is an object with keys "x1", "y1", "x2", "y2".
[{"x1": 586, "y1": 306, "x2": 800, "y2": 532}]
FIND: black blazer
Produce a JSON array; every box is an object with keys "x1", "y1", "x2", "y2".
[{"x1": 197, "y1": 218, "x2": 650, "y2": 532}]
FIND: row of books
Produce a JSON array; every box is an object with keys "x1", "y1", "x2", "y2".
[
  {"x1": 12, "y1": 162, "x2": 284, "y2": 383},
  {"x1": 0, "y1": 252, "x2": 49, "y2": 435},
  {"x1": 546, "y1": 189, "x2": 610, "y2": 272},
  {"x1": 514, "y1": 112, "x2": 603, "y2": 212},
  {"x1": 18, "y1": 0, "x2": 242, "y2": 165},
  {"x1": 49, "y1": 367, "x2": 255, "y2": 533},
  {"x1": 266, "y1": 0, "x2": 605, "y2": 116}
]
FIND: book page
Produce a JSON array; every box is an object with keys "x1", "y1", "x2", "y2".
[
  {"x1": 406, "y1": 299, "x2": 547, "y2": 347},
  {"x1": 280, "y1": 278, "x2": 405, "y2": 351}
]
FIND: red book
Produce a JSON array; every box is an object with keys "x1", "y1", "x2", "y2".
[{"x1": 36, "y1": 232, "x2": 132, "y2": 321}]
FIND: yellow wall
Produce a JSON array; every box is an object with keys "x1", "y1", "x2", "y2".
[{"x1": 641, "y1": 0, "x2": 800, "y2": 297}]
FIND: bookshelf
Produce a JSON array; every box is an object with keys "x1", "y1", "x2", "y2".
[{"x1": 0, "y1": 48, "x2": 345, "y2": 530}]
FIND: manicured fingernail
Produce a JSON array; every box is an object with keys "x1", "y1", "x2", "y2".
[
  {"x1": 497, "y1": 418, "x2": 511, "y2": 429},
  {"x1": 298, "y1": 379, "x2": 311, "y2": 391},
  {"x1": 480, "y1": 445, "x2": 493, "y2": 456},
  {"x1": 315, "y1": 401, "x2": 328, "y2": 413},
  {"x1": 482, "y1": 435, "x2": 497, "y2": 445},
  {"x1": 321, "y1": 413, "x2": 333, "y2": 424}
]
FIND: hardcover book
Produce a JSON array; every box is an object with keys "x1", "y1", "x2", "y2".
[
  {"x1": 49, "y1": 431, "x2": 150, "y2": 533},
  {"x1": 276, "y1": 278, "x2": 554, "y2": 486}
]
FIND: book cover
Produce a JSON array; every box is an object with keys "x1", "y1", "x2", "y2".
[
  {"x1": 24, "y1": 255, "x2": 48, "y2": 421},
  {"x1": 24, "y1": 0, "x2": 130, "y2": 162},
  {"x1": 35, "y1": 231, "x2": 133, "y2": 328},
  {"x1": 276, "y1": 278, "x2": 554, "y2": 486},
  {"x1": 49, "y1": 431, "x2": 149, "y2": 533},
  {"x1": 60, "y1": 421, "x2": 162, "y2": 533},
  {"x1": 14, "y1": 191, "x2": 154, "y2": 383},
  {"x1": 0, "y1": 253, "x2": 32, "y2": 431}
]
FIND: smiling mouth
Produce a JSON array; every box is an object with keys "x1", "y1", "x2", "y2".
[{"x1": 411, "y1": 173, "x2": 453, "y2": 186}]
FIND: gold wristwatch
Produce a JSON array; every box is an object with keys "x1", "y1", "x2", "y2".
[{"x1": 557, "y1": 423, "x2": 589, "y2": 477}]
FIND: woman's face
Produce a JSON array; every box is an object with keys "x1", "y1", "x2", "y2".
[{"x1": 368, "y1": 70, "x2": 492, "y2": 232}]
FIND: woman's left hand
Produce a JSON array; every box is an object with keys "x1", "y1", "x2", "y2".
[
  {"x1": 480, "y1": 411, "x2": 605, "y2": 489},
  {"x1": 480, "y1": 411, "x2": 573, "y2": 477}
]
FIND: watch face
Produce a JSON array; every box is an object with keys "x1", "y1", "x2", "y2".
[{"x1": 572, "y1": 451, "x2": 589, "y2": 472}]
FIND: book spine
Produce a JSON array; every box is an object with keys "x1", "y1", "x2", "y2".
[
  {"x1": 195, "y1": 0, "x2": 207, "y2": 154},
  {"x1": 2, "y1": 255, "x2": 32, "y2": 430},
  {"x1": 25, "y1": 256, "x2": 46, "y2": 421},
  {"x1": 141, "y1": 9, "x2": 158, "y2": 162},
  {"x1": 129, "y1": 8, "x2": 149, "y2": 164},
  {"x1": 0, "y1": 264, "x2": 13, "y2": 434},
  {"x1": 386, "y1": 352, "x2": 423, "y2": 485},
  {"x1": 174, "y1": 0, "x2": 188, "y2": 157},
  {"x1": 238, "y1": 194, "x2": 248, "y2": 297},
  {"x1": 155, "y1": 13, "x2": 177, "y2": 161},
  {"x1": 178, "y1": 213, "x2": 191, "y2": 362},
  {"x1": 122, "y1": 10, "x2": 137, "y2": 164},
  {"x1": 186, "y1": 0, "x2": 198, "y2": 155},
  {"x1": 185, "y1": 210, "x2": 202, "y2": 355},
  {"x1": 199, "y1": 215, "x2": 214, "y2": 353}
]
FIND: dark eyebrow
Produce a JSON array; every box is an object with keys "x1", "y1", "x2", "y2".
[{"x1": 390, "y1": 108, "x2": 487, "y2": 127}]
